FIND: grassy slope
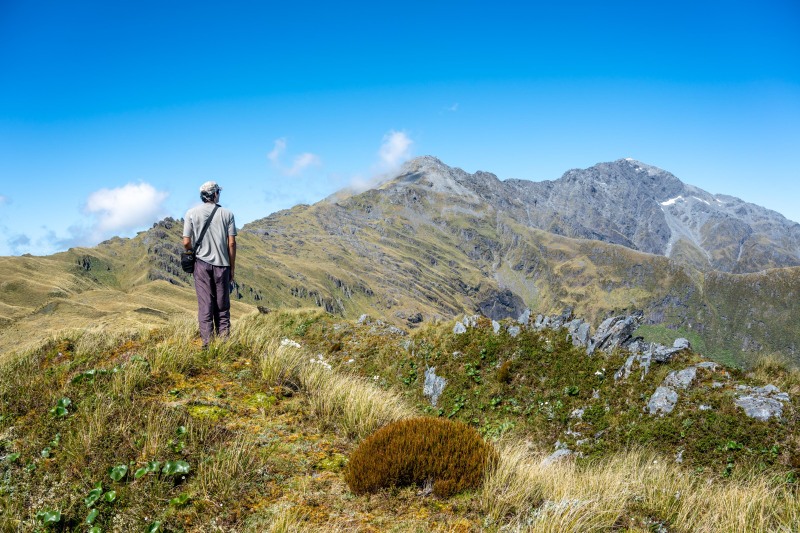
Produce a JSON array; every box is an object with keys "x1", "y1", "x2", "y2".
[{"x1": 2, "y1": 310, "x2": 798, "y2": 532}]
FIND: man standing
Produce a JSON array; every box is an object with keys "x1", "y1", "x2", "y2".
[{"x1": 183, "y1": 181, "x2": 237, "y2": 347}]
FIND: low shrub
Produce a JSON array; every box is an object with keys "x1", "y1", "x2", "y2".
[{"x1": 344, "y1": 417, "x2": 497, "y2": 497}]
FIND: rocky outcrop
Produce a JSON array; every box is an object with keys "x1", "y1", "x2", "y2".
[{"x1": 734, "y1": 384, "x2": 790, "y2": 421}]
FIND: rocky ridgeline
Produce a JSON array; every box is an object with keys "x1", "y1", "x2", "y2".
[{"x1": 445, "y1": 308, "x2": 791, "y2": 424}]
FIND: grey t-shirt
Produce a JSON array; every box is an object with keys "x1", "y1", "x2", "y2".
[{"x1": 183, "y1": 203, "x2": 237, "y2": 267}]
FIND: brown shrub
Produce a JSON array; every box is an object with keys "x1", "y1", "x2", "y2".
[{"x1": 344, "y1": 417, "x2": 498, "y2": 497}]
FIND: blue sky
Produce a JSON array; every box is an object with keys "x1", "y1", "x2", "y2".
[{"x1": 1, "y1": 0, "x2": 798, "y2": 256}]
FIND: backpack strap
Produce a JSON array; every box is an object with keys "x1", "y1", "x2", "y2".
[{"x1": 194, "y1": 205, "x2": 220, "y2": 251}]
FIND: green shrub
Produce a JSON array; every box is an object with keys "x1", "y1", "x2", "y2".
[{"x1": 344, "y1": 417, "x2": 497, "y2": 497}]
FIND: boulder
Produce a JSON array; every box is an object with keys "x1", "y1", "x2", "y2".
[
  {"x1": 734, "y1": 384, "x2": 790, "y2": 421},
  {"x1": 647, "y1": 386, "x2": 679, "y2": 415},
  {"x1": 663, "y1": 367, "x2": 697, "y2": 390},
  {"x1": 453, "y1": 322, "x2": 467, "y2": 334}
]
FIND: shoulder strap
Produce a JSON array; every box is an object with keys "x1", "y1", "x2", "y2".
[{"x1": 194, "y1": 205, "x2": 220, "y2": 249}]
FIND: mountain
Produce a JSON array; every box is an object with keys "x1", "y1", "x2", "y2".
[
  {"x1": 1, "y1": 157, "x2": 799, "y2": 367},
  {"x1": 387, "y1": 157, "x2": 800, "y2": 274}
]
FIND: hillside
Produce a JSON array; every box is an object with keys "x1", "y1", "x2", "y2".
[
  {"x1": 2, "y1": 157, "x2": 799, "y2": 368},
  {"x1": 0, "y1": 310, "x2": 798, "y2": 531}
]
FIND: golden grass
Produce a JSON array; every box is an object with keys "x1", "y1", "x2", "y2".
[{"x1": 482, "y1": 442, "x2": 800, "y2": 532}]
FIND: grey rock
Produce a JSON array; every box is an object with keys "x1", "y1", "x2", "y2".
[
  {"x1": 423, "y1": 367, "x2": 447, "y2": 407},
  {"x1": 507, "y1": 325, "x2": 521, "y2": 338},
  {"x1": 463, "y1": 314, "x2": 480, "y2": 328},
  {"x1": 567, "y1": 319, "x2": 591, "y2": 347},
  {"x1": 534, "y1": 314, "x2": 545, "y2": 330},
  {"x1": 734, "y1": 383, "x2": 790, "y2": 421},
  {"x1": 587, "y1": 313, "x2": 642, "y2": 355},
  {"x1": 517, "y1": 308, "x2": 532, "y2": 325},
  {"x1": 648, "y1": 386, "x2": 679, "y2": 415},
  {"x1": 357, "y1": 314, "x2": 371, "y2": 325},
  {"x1": 477, "y1": 290, "x2": 526, "y2": 321},
  {"x1": 651, "y1": 343, "x2": 682, "y2": 363},
  {"x1": 453, "y1": 322, "x2": 467, "y2": 335},
  {"x1": 492, "y1": 320, "x2": 501, "y2": 334},
  {"x1": 696, "y1": 361, "x2": 719, "y2": 370},
  {"x1": 673, "y1": 338, "x2": 691, "y2": 350},
  {"x1": 542, "y1": 447, "x2": 574, "y2": 466},
  {"x1": 664, "y1": 367, "x2": 697, "y2": 390},
  {"x1": 734, "y1": 396, "x2": 785, "y2": 421},
  {"x1": 570, "y1": 408, "x2": 585, "y2": 419},
  {"x1": 614, "y1": 354, "x2": 637, "y2": 382}
]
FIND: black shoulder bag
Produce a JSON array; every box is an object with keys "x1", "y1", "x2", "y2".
[{"x1": 181, "y1": 205, "x2": 219, "y2": 274}]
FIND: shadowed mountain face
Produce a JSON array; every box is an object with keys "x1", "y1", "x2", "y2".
[{"x1": 2, "y1": 157, "x2": 799, "y2": 367}]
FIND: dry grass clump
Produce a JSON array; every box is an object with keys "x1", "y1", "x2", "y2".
[{"x1": 345, "y1": 417, "x2": 497, "y2": 497}]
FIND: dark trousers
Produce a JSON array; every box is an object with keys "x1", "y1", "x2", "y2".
[{"x1": 193, "y1": 259, "x2": 231, "y2": 345}]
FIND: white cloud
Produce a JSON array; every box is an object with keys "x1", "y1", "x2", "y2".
[
  {"x1": 447, "y1": 103, "x2": 459, "y2": 112},
  {"x1": 288, "y1": 152, "x2": 322, "y2": 176},
  {"x1": 268, "y1": 138, "x2": 286, "y2": 163},
  {"x1": 0, "y1": 195, "x2": 8, "y2": 205},
  {"x1": 341, "y1": 131, "x2": 416, "y2": 196},
  {"x1": 85, "y1": 182, "x2": 169, "y2": 235},
  {"x1": 268, "y1": 138, "x2": 321, "y2": 176},
  {"x1": 378, "y1": 130, "x2": 413, "y2": 170}
]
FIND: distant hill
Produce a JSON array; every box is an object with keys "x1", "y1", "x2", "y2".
[{"x1": 1, "y1": 157, "x2": 799, "y2": 367}]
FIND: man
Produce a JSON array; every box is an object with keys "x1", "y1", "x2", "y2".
[{"x1": 183, "y1": 181, "x2": 237, "y2": 347}]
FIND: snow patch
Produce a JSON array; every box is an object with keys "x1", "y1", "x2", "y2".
[
  {"x1": 661, "y1": 196, "x2": 684, "y2": 207},
  {"x1": 692, "y1": 196, "x2": 710, "y2": 206}
]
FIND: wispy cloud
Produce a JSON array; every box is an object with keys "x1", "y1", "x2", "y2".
[
  {"x1": 268, "y1": 138, "x2": 322, "y2": 176},
  {"x1": 342, "y1": 130, "x2": 416, "y2": 195},
  {"x1": 268, "y1": 138, "x2": 286, "y2": 163},
  {"x1": 378, "y1": 130, "x2": 413, "y2": 171},
  {"x1": 0, "y1": 195, "x2": 9, "y2": 206},
  {"x1": 446, "y1": 103, "x2": 459, "y2": 112},
  {"x1": 8, "y1": 233, "x2": 30, "y2": 254},
  {"x1": 84, "y1": 182, "x2": 169, "y2": 237}
]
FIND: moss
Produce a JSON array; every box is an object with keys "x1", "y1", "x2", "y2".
[{"x1": 187, "y1": 405, "x2": 230, "y2": 421}]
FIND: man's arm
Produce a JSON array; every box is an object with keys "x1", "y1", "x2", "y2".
[
  {"x1": 228, "y1": 235, "x2": 237, "y2": 281},
  {"x1": 183, "y1": 237, "x2": 192, "y2": 251}
]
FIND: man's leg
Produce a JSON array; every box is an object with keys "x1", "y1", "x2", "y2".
[
  {"x1": 212, "y1": 265, "x2": 232, "y2": 337},
  {"x1": 193, "y1": 259, "x2": 215, "y2": 346}
]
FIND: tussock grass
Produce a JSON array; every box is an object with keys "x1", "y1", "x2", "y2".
[
  {"x1": 482, "y1": 443, "x2": 800, "y2": 532},
  {"x1": 241, "y1": 312, "x2": 414, "y2": 439}
]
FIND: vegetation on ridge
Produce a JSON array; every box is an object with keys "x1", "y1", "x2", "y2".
[{"x1": 1, "y1": 309, "x2": 799, "y2": 531}]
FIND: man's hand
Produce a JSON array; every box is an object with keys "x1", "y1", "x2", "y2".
[
  {"x1": 182, "y1": 237, "x2": 192, "y2": 251},
  {"x1": 228, "y1": 235, "x2": 237, "y2": 282}
]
